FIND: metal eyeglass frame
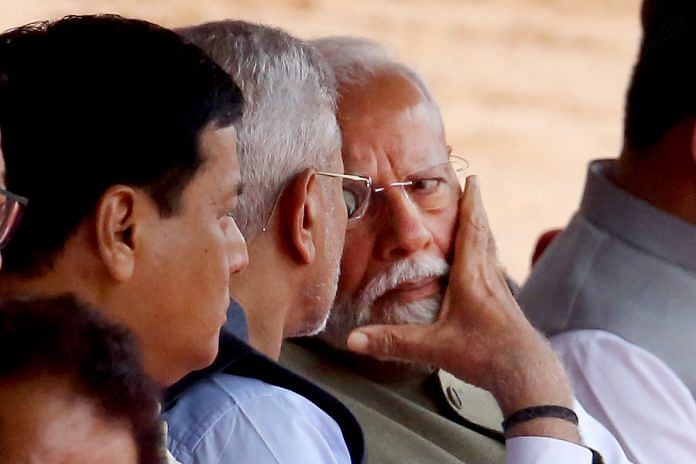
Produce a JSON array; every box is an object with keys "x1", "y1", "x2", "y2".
[
  {"x1": 0, "y1": 188, "x2": 29, "y2": 249},
  {"x1": 339, "y1": 155, "x2": 469, "y2": 222},
  {"x1": 258, "y1": 156, "x2": 467, "y2": 232},
  {"x1": 259, "y1": 171, "x2": 372, "y2": 233}
]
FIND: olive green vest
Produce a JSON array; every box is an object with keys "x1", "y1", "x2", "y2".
[{"x1": 280, "y1": 340, "x2": 506, "y2": 464}]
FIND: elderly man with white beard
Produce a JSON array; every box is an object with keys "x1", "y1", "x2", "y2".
[{"x1": 281, "y1": 36, "x2": 632, "y2": 464}]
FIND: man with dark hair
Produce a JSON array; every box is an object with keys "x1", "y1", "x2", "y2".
[
  {"x1": 0, "y1": 296, "x2": 164, "y2": 464},
  {"x1": 519, "y1": 1, "x2": 696, "y2": 462},
  {"x1": 0, "y1": 15, "x2": 249, "y2": 462},
  {"x1": 0, "y1": 14, "x2": 248, "y2": 385}
]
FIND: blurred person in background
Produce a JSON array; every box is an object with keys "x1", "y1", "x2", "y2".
[
  {"x1": 0, "y1": 296, "x2": 163, "y2": 464},
  {"x1": 0, "y1": 15, "x2": 249, "y2": 463},
  {"x1": 519, "y1": 1, "x2": 696, "y2": 462},
  {"x1": 163, "y1": 20, "x2": 363, "y2": 464},
  {"x1": 281, "y1": 36, "x2": 630, "y2": 464}
]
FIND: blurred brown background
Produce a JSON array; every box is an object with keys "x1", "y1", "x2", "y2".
[{"x1": 0, "y1": 0, "x2": 642, "y2": 281}]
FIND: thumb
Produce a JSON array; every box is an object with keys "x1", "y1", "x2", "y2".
[{"x1": 347, "y1": 324, "x2": 430, "y2": 363}]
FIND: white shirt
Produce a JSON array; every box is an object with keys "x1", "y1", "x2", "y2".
[
  {"x1": 551, "y1": 329, "x2": 696, "y2": 464},
  {"x1": 166, "y1": 448, "x2": 183, "y2": 464},
  {"x1": 159, "y1": 405, "x2": 184, "y2": 464}
]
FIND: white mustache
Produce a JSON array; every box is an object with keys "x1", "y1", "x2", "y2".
[{"x1": 356, "y1": 252, "x2": 450, "y2": 318}]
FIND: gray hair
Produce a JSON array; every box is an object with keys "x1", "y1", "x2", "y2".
[
  {"x1": 309, "y1": 36, "x2": 443, "y2": 126},
  {"x1": 178, "y1": 21, "x2": 341, "y2": 239}
]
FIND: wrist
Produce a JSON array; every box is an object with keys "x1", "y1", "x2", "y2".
[
  {"x1": 504, "y1": 416, "x2": 581, "y2": 443},
  {"x1": 488, "y1": 336, "x2": 574, "y2": 417}
]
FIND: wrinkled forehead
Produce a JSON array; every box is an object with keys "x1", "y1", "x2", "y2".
[{"x1": 337, "y1": 72, "x2": 447, "y2": 180}]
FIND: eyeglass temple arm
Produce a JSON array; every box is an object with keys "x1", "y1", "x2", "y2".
[{"x1": 315, "y1": 171, "x2": 372, "y2": 185}]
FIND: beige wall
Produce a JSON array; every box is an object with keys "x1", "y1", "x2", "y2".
[{"x1": 0, "y1": 0, "x2": 642, "y2": 281}]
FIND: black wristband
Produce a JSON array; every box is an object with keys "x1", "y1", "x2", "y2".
[{"x1": 501, "y1": 405, "x2": 579, "y2": 432}]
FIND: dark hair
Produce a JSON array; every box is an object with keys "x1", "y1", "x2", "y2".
[
  {"x1": 0, "y1": 295, "x2": 164, "y2": 463},
  {"x1": 0, "y1": 15, "x2": 243, "y2": 273},
  {"x1": 624, "y1": 1, "x2": 696, "y2": 152}
]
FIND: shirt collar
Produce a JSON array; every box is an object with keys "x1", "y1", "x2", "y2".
[
  {"x1": 159, "y1": 404, "x2": 183, "y2": 464},
  {"x1": 580, "y1": 159, "x2": 696, "y2": 273}
]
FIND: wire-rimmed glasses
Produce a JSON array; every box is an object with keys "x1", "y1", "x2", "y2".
[
  {"x1": 259, "y1": 156, "x2": 467, "y2": 232},
  {"x1": 337, "y1": 156, "x2": 468, "y2": 226},
  {"x1": 0, "y1": 188, "x2": 28, "y2": 249},
  {"x1": 260, "y1": 171, "x2": 374, "y2": 233}
]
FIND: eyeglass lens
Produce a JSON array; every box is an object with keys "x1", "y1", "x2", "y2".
[
  {"x1": 0, "y1": 194, "x2": 24, "y2": 249},
  {"x1": 342, "y1": 157, "x2": 466, "y2": 222}
]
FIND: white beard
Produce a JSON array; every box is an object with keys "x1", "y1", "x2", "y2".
[{"x1": 321, "y1": 251, "x2": 448, "y2": 349}]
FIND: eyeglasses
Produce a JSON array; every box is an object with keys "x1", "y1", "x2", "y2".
[
  {"x1": 260, "y1": 171, "x2": 371, "y2": 233},
  {"x1": 0, "y1": 188, "x2": 28, "y2": 249},
  {"x1": 337, "y1": 156, "x2": 468, "y2": 225},
  {"x1": 259, "y1": 157, "x2": 467, "y2": 232}
]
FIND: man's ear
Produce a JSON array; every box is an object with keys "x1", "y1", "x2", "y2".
[
  {"x1": 278, "y1": 168, "x2": 319, "y2": 264},
  {"x1": 94, "y1": 185, "x2": 138, "y2": 282}
]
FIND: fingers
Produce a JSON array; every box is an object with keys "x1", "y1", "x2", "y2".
[
  {"x1": 451, "y1": 175, "x2": 494, "y2": 277},
  {"x1": 346, "y1": 324, "x2": 432, "y2": 365}
]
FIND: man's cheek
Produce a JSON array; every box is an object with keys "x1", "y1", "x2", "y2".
[
  {"x1": 339, "y1": 247, "x2": 370, "y2": 296},
  {"x1": 435, "y1": 209, "x2": 458, "y2": 263},
  {"x1": 338, "y1": 259, "x2": 362, "y2": 296}
]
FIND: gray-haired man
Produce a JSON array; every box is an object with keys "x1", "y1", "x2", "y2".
[
  {"x1": 167, "y1": 23, "x2": 631, "y2": 463},
  {"x1": 163, "y1": 20, "x2": 359, "y2": 464},
  {"x1": 281, "y1": 36, "x2": 631, "y2": 464}
]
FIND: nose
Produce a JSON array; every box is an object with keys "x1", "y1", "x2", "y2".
[
  {"x1": 376, "y1": 188, "x2": 433, "y2": 260},
  {"x1": 226, "y1": 218, "x2": 249, "y2": 275}
]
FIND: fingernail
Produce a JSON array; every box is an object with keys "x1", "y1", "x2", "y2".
[
  {"x1": 347, "y1": 332, "x2": 369, "y2": 352},
  {"x1": 469, "y1": 175, "x2": 479, "y2": 188}
]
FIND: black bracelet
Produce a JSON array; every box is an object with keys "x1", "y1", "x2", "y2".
[{"x1": 501, "y1": 405, "x2": 579, "y2": 432}]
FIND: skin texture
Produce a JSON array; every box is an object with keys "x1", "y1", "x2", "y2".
[
  {"x1": 0, "y1": 374, "x2": 139, "y2": 464},
  {"x1": 232, "y1": 153, "x2": 348, "y2": 360},
  {"x1": 116, "y1": 124, "x2": 249, "y2": 383},
  {"x1": 0, "y1": 124, "x2": 249, "y2": 386},
  {"x1": 333, "y1": 72, "x2": 580, "y2": 443},
  {"x1": 336, "y1": 72, "x2": 457, "y2": 319},
  {"x1": 348, "y1": 176, "x2": 578, "y2": 441}
]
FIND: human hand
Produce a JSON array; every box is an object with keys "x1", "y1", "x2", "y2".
[{"x1": 346, "y1": 176, "x2": 579, "y2": 441}]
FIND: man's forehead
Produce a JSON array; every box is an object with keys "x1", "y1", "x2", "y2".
[
  {"x1": 342, "y1": 142, "x2": 440, "y2": 178},
  {"x1": 339, "y1": 77, "x2": 446, "y2": 178},
  {"x1": 197, "y1": 125, "x2": 240, "y2": 179}
]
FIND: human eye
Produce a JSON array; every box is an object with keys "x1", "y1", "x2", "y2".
[{"x1": 408, "y1": 177, "x2": 445, "y2": 193}]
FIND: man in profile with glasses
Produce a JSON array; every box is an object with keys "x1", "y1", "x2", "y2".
[
  {"x1": 163, "y1": 21, "x2": 365, "y2": 464},
  {"x1": 281, "y1": 37, "x2": 630, "y2": 464}
]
